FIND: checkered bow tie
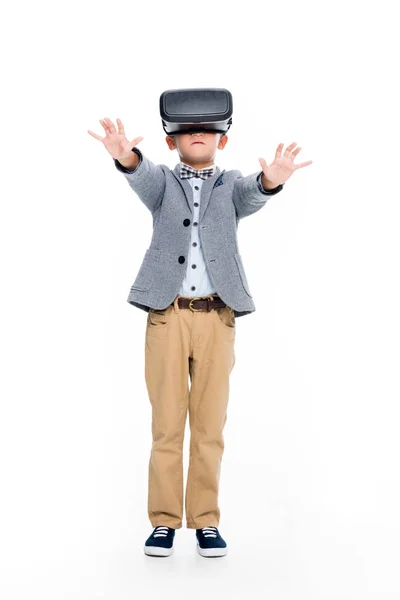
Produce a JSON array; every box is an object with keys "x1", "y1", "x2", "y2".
[{"x1": 180, "y1": 163, "x2": 215, "y2": 180}]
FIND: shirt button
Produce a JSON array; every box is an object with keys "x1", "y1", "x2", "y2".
[
  {"x1": 191, "y1": 264, "x2": 197, "y2": 269},
  {"x1": 194, "y1": 186, "x2": 199, "y2": 190},
  {"x1": 194, "y1": 202, "x2": 199, "y2": 207},
  {"x1": 191, "y1": 286, "x2": 196, "y2": 291},
  {"x1": 192, "y1": 242, "x2": 197, "y2": 247},
  {"x1": 193, "y1": 222, "x2": 198, "y2": 227}
]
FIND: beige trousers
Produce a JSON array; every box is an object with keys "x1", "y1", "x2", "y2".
[{"x1": 144, "y1": 293, "x2": 236, "y2": 529}]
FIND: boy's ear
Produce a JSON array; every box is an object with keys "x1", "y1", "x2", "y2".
[
  {"x1": 218, "y1": 134, "x2": 228, "y2": 149},
  {"x1": 165, "y1": 135, "x2": 177, "y2": 150}
]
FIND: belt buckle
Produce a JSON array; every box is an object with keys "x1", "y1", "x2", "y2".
[{"x1": 188, "y1": 297, "x2": 202, "y2": 312}]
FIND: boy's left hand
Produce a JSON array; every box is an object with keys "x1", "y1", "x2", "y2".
[{"x1": 258, "y1": 142, "x2": 313, "y2": 189}]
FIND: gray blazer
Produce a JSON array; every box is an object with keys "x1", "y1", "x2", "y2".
[{"x1": 114, "y1": 148, "x2": 284, "y2": 318}]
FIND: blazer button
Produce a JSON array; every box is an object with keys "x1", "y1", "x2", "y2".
[
  {"x1": 183, "y1": 218, "x2": 191, "y2": 227},
  {"x1": 178, "y1": 256, "x2": 185, "y2": 264}
]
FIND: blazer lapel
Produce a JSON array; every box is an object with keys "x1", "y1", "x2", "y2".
[{"x1": 171, "y1": 164, "x2": 226, "y2": 220}]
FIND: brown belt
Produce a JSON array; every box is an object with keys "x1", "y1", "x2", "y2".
[{"x1": 172, "y1": 295, "x2": 227, "y2": 312}]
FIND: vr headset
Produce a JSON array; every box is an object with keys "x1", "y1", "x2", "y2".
[{"x1": 159, "y1": 87, "x2": 233, "y2": 136}]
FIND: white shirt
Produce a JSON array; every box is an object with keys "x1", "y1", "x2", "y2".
[{"x1": 178, "y1": 162, "x2": 218, "y2": 297}]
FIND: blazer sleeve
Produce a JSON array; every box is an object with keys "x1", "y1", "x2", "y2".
[
  {"x1": 232, "y1": 170, "x2": 284, "y2": 219},
  {"x1": 113, "y1": 147, "x2": 166, "y2": 213}
]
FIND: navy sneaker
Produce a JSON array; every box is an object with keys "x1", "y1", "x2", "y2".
[
  {"x1": 144, "y1": 526, "x2": 175, "y2": 557},
  {"x1": 196, "y1": 526, "x2": 228, "y2": 557}
]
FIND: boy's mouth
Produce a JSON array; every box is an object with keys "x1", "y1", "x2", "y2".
[{"x1": 191, "y1": 141, "x2": 205, "y2": 145}]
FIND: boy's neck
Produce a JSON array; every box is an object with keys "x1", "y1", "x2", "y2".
[{"x1": 181, "y1": 160, "x2": 216, "y2": 170}]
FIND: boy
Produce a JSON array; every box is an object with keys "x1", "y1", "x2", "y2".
[{"x1": 88, "y1": 116, "x2": 312, "y2": 557}]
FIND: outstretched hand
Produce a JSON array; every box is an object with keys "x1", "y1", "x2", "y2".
[
  {"x1": 258, "y1": 142, "x2": 313, "y2": 188},
  {"x1": 87, "y1": 117, "x2": 144, "y2": 161}
]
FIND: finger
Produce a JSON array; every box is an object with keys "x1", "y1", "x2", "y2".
[
  {"x1": 275, "y1": 143, "x2": 284, "y2": 160},
  {"x1": 129, "y1": 136, "x2": 144, "y2": 149},
  {"x1": 87, "y1": 129, "x2": 104, "y2": 141},
  {"x1": 99, "y1": 119, "x2": 111, "y2": 134},
  {"x1": 116, "y1": 118, "x2": 125, "y2": 135},
  {"x1": 289, "y1": 147, "x2": 302, "y2": 162},
  {"x1": 104, "y1": 117, "x2": 116, "y2": 134},
  {"x1": 294, "y1": 160, "x2": 313, "y2": 169},
  {"x1": 258, "y1": 157, "x2": 268, "y2": 170},
  {"x1": 284, "y1": 142, "x2": 297, "y2": 159}
]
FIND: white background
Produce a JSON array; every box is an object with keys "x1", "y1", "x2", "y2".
[{"x1": 1, "y1": 1, "x2": 399, "y2": 598}]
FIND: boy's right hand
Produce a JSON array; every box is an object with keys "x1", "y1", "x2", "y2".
[{"x1": 87, "y1": 117, "x2": 144, "y2": 161}]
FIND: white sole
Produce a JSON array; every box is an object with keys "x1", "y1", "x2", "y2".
[
  {"x1": 144, "y1": 545, "x2": 173, "y2": 557},
  {"x1": 197, "y1": 542, "x2": 228, "y2": 557}
]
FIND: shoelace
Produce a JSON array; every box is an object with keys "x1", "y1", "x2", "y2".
[
  {"x1": 153, "y1": 526, "x2": 170, "y2": 538},
  {"x1": 201, "y1": 526, "x2": 218, "y2": 537}
]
